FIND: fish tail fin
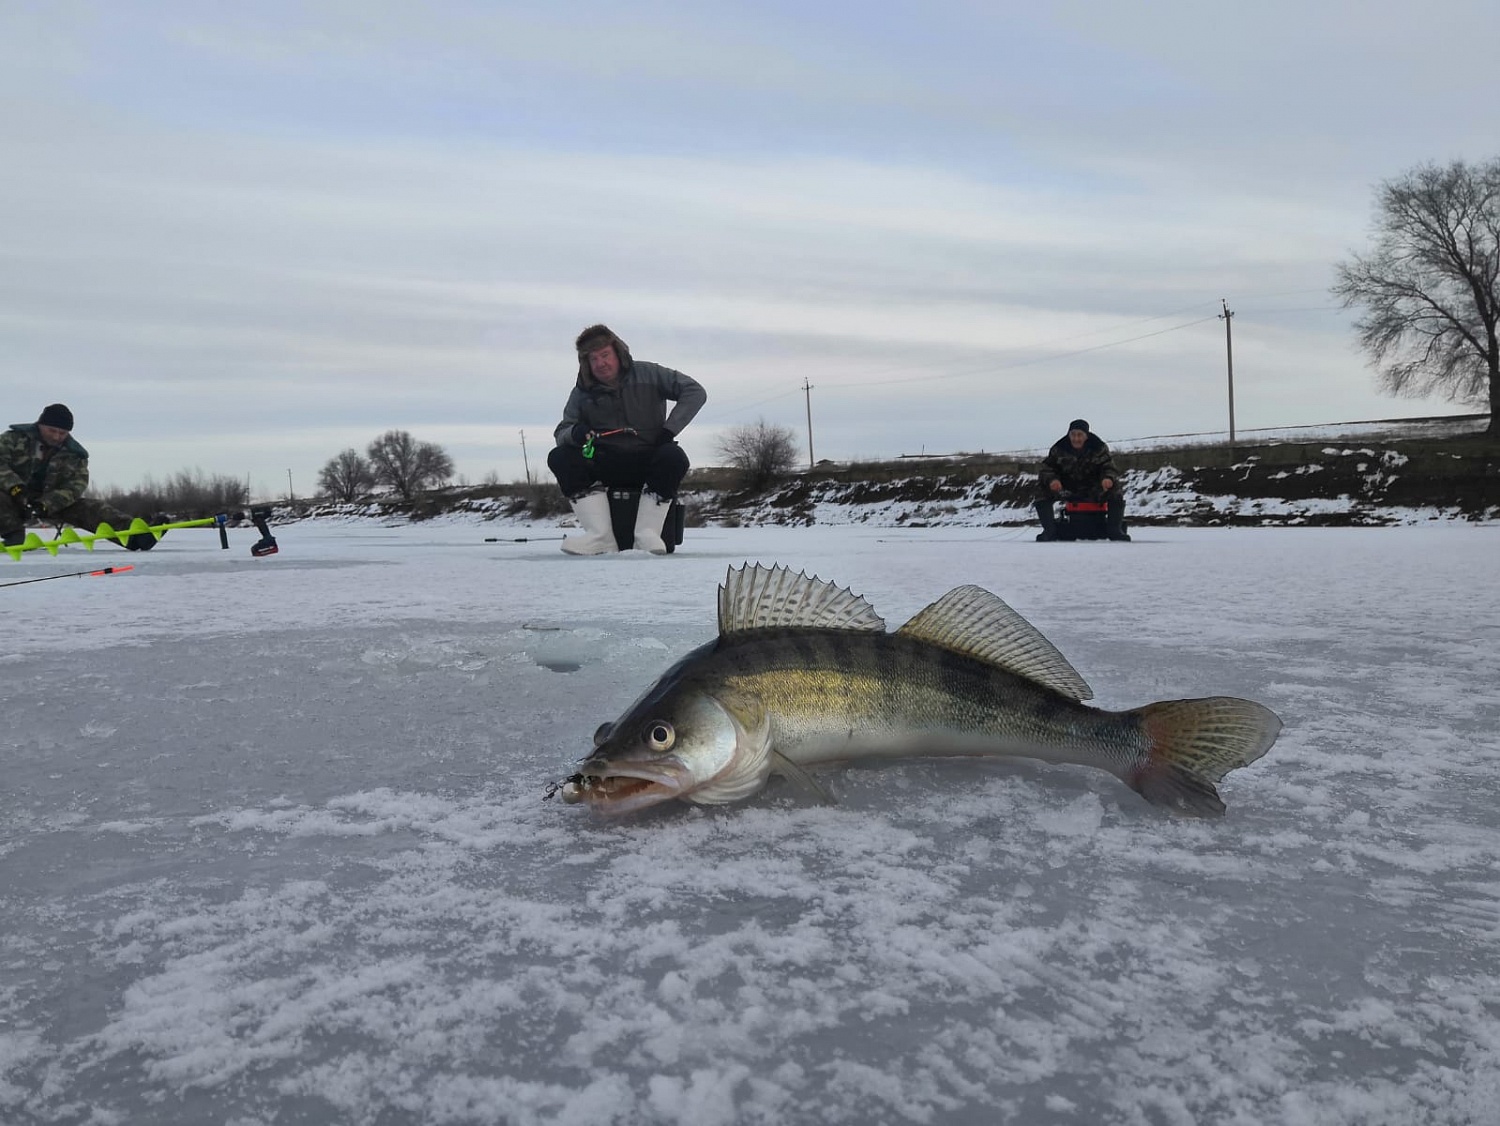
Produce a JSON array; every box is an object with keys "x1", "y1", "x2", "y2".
[{"x1": 1126, "y1": 697, "x2": 1282, "y2": 817}]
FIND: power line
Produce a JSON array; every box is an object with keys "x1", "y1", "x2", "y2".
[
  {"x1": 712, "y1": 385, "x2": 805, "y2": 420},
  {"x1": 1236, "y1": 305, "x2": 1344, "y2": 315},
  {"x1": 813, "y1": 299, "x2": 1225, "y2": 388},
  {"x1": 712, "y1": 308, "x2": 1225, "y2": 419},
  {"x1": 822, "y1": 314, "x2": 1221, "y2": 392}
]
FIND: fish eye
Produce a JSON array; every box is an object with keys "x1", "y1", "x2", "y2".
[
  {"x1": 593, "y1": 722, "x2": 614, "y2": 747},
  {"x1": 643, "y1": 721, "x2": 675, "y2": 751}
]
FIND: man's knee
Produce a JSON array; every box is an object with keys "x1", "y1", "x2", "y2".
[
  {"x1": 654, "y1": 444, "x2": 689, "y2": 475},
  {"x1": 547, "y1": 445, "x2": 585, "y2": 475},
  {"x1": 53, "y1": 499, "x2": 127, "y2": 530},
  {"x1": 646, "y1": 445, "x2": 689, "y2": 499},
  {"x1": 547, "y1": 445, "x2": 596, "y2": 497}
]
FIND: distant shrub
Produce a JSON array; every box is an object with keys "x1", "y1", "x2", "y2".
[
  {"x1": 99, "y1": 469, "x2": 249, "y2": 518},
  {"x1": 509, "y1": 481, "x2": 569, "y2": 519},
  {"x1": 716, "y1": 419, "x2": 800, "y2": 492},
  {"x1": 367, "y1": 430, "x2": 455, "y2": 502},
  {"x1": 318, "y1": 449, "x2": 377, "y2": 502}
]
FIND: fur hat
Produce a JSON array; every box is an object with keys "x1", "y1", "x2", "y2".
[
  {"x1": 38, "y1": 403, "x2": 74, "y2": 431},
  {"x1": 1068, "y1": 418, "x2": 1090, "y2": 434},
  {"x1": 574, "y1": 324, "x2": 634, "y2": 380},
  {"x1": 576, "y1": 324, "x2": 618, "y2": 356}
]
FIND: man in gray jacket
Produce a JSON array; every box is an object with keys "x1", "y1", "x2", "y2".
[{"x1": 548, "y1": 324, "x2": 707, "y2": 555}]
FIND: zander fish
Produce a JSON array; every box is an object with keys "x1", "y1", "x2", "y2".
[{"x1": 555, "y1": 564, "x2": 1282, "y2": 817}]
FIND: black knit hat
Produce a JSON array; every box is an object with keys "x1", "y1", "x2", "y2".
[
  {"x1": 38, "y1": 403, "x2": 74, "y2": 431},
  {"x1": 1068, "y1": 418, "x2": 1090, "y2": 434}
]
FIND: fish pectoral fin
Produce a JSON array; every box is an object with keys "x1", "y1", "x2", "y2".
[{"x1": 770, "y1": 751, "x2": 836, "y2": 805}]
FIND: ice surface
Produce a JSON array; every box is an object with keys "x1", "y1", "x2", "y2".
[{"x1": 3, "y1": 518, "x2": 1498, "y2": 1124}]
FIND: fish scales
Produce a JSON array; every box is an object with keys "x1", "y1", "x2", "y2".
[{"x1": 710, "y1": 628, "x2": 1146, "y2": 774}]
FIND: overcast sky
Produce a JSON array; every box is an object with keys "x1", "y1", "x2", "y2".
[{"x1": 4, "y1": 1, "x2": 1496, "y2": 498}]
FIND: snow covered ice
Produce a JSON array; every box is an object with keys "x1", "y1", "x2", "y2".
[{"x1": 3, "y1": 519, "x2": 1498, "y2": 1125}]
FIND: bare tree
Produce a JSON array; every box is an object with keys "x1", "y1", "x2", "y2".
[
  {"x1": 100, "y1": 469, "x2": 248, "y2": 517},
  {"x1": 317, "y1": 448, "x2": 377, "y2": 502},
  {"x1": 715, "y1": 419, "x2": 800, "y2": 491},
  {"x1": 366, "y1": 430, "x2": 455, "y2": 502},
  {"x1": 1332, "y1": 158, "x2": 1500, "y2": 437}
]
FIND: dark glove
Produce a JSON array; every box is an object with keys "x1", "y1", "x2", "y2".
[
  {"x1": 571, "y1": 423, "x2": 593, "y2": 447},
  {"x1": 8, "y1": 485, "x2": 35, "y2": 521},
  {"x1": 654, "y1": 428, "x2": 677, "y2": 447},
  {"x1": 30, "y1": 495, "x2": 49, "y2": 519}
]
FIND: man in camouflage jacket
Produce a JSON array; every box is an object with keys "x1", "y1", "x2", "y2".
[
  {"x1": 1035, "y1": 418, "x2": 1129, "y2": 541},
  {"x1": 1, "y1": 403, "x2": 156, "y2": 549}
]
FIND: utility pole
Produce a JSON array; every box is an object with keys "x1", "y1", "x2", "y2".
[
  {"x1": 519, "y1": 430, "x2": 533, "y2": 485},
  {"x1": 802, "y1": 377, "x2": 815, "y2": 468},
  {"x1": 1219, "y1": 298, "x2": 1236, "y2": 445},
  {"x1": 286, "y1": 468, "x2": 295, "y2": 503}
]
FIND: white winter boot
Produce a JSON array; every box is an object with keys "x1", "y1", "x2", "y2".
[
  {"x1": 632, "y1": 491, "x2": 674, "y2": 555},
  {"x1": 561, "y1": 489, "x2": 619, "y2": 555}
]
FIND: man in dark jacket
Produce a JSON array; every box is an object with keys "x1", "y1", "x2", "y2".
[
  {"x1": 1035, "y1": 418, "x2": 1129, "y2": 541},
  {"x1": 547, "y1": 324, "x2": 707, "y2": 555},
  {"x1": 0, "y1": 403, "x2": 158, "y2": 550}
]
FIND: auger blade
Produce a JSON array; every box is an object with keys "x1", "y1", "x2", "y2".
[{"x1": 5, "y1": 517, "x2": 220, "y2": 559}]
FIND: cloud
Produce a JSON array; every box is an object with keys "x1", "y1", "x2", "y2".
[{"x1": 1, "y1": 2, "x2": 1493, "y2": 493}]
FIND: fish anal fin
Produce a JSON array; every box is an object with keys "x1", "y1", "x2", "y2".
[
  {"x1": 719, "y1": 563, "x2": 885, "y2": 636},
  {"x1": 897, "y1": 586, "x2": 1093, "y2": 701}
]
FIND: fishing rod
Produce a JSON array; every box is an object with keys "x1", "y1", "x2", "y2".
[
  {"x1": 0, "y1": 565, "x2": 134, "y2": 589},
  {"x1": 581, "y1": 428, "x2": 637, "y2": 459},
  {"x1": 484, "y1": 535, "x2": 566, "y2": 543}
]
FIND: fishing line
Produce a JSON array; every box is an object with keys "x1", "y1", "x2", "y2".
[{"x1": 875, "y1": 526, "x2": 1034, "y2": 544}]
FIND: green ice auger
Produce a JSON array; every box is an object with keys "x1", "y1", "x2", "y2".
[{"x1": 3, "y1": 517, "x2": 217, "y2": 561}]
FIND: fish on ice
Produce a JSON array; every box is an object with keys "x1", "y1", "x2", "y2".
[{"x1": 554, "y1": 564, "x2": 1282, "y2": 817}]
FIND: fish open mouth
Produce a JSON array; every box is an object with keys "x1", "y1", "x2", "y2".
[{"x1": 549, "y1": 762, "x2": 689, "y2": 814}]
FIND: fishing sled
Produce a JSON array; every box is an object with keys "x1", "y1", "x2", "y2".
[
  {"x1": 1058, "y1": 499, "x2": 1110, "y2": 541},
  {"x1": 606, "y1": 487, "x2": 685, "y2": 554},
  {"x1": 1038, "y1": 496, "x2": 1127, "y2": 542}
]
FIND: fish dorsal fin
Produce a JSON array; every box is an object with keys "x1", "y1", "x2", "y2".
[
  {"x1": 896, "y1": 586, "x2": 1094, "y2": 701},
  {"x1": 719, "y1": 564, "x2": 885, "y2": 635}
]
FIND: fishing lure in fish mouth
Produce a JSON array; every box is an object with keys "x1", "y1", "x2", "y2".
[
  {"x1": 551, "y1": 563, "x2": 1283, "y2": 818},
  {"x1": 547, "y1": 773, "x2": 664, "y2": 805},
  {"x1": 543, "y1": 774, "x2": 587, "y2": 803}
]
